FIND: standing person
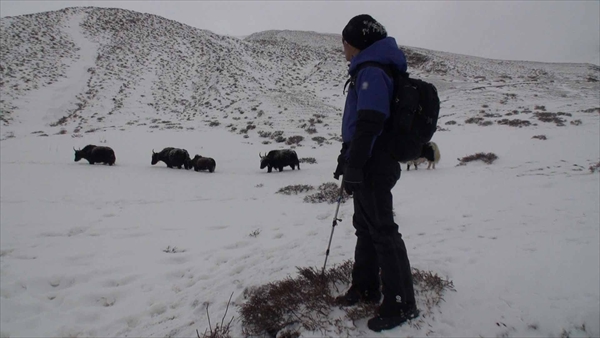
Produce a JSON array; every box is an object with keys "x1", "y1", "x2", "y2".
[{"x1": 332, "y1": 14, "x2": 419, "y2": 332}]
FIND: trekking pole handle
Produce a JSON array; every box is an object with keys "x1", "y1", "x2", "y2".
[{"x1": 332, "y1": 182, "x2": 344, "y2": 223}]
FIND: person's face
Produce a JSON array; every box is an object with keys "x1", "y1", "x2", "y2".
[{"x1": 342, "y1": 39, "x2": 358, "y2": 62}]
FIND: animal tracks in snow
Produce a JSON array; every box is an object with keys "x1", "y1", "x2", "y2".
[{"x1": 514, "y1": 160, "x2": 594, "y2": 178}]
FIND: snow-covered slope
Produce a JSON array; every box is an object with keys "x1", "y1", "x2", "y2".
[
  {"x1": 2, "y1": 7, "x2": 597, "y2": 143},
  {"x1": 1, "y1": 6, "x2": 599, "y2": 338},
  {"x1": 1, "y1": 7, "x2": 348, "y2": 141}
]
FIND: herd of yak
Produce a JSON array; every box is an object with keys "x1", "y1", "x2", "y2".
[{"x1": 73, "y1": 145, "x2": 301, "y2": 173}]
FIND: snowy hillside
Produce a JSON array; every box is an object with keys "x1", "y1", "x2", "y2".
[
  {"x1": 1, "y1": 6, "x2": 599, "y2": 338},
  {"x1": 0, "y1": 7, "x2": 347, "y2": 141}
]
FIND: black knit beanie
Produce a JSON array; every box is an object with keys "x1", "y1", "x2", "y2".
[{"x1": 342, "y1": 14, "x2": 387, "y2": 50}]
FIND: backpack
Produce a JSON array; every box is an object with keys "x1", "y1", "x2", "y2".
[{"x1": 346, "y1": 61, "x2": 440, "y2": 162}]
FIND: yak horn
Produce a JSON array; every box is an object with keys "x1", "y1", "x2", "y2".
[{"x1": 152, "y1": 149, "x2": 155, "y2": 154}]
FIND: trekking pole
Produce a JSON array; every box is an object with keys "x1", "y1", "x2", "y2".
[{"x1": 322, "y1": 182, "x2": 345, "y2": 276}]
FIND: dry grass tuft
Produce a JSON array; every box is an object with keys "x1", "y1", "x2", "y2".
[
  {"x1": 457, "y1": 152, "x2": 498, "y2": 165},
  {"x1": 276, "y1": 184, "x2": 314, "y2": 195},
  {"x1": 239, "y1": 265, "x2": 337, "y2": 337},
  {"x1": 238, "y1": 261, "x2": 455, "y2": 337},
  {"x1": 286, "y1": 135, "x2": 304, "y2": 145},
  {"x1": 299, "y1": 157, "x2": 317, "y2": 164},
  {"x1": 412, "y1": 269, "x2": 455, "y2": 316},
  {"x1": 465, "y1": 117, "x2": 484, "y2": 124},
  {"x1": 303, "y1": 182, "x2": 350, "y2": 204},
  {"x1": 497, "y1": 119, "x2": 531, "y2": 127},
  {"x1": 198, "y1": 293, "x2": 234, "y2": 338},
  {"x1": 534, "y1": 112, "x2": 567, "y2": 126}
]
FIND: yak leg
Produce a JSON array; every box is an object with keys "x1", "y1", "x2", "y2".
[
  {"x1": 268, "y1": 166, "x2": 272, "y2": 173},
  {"x1": 279, "y1": 166, "x2": 283, "y2": 172}
]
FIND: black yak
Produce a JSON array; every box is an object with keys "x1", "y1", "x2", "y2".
[
  {"x1": 259, "y1": 149, "x2": 300, "y2": 173},
  {"x1": 151, "y1": 147, "x2": 191, "y2": 169},
  {"x1": 190, "y1": 155, "x2": 216, "y2": 173},
  {"x1": 73, "y1": 145, "x2": 116, "y2": 165}
]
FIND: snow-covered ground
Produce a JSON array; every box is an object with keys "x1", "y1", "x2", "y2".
[
  {"x1": 1, "y1": 6, "x2": 599, "y2": 338},
  {"x1": 2, "y1": 120, "x2": 598, "y2": 338}
]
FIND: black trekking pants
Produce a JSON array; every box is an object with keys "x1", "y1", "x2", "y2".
[{"x1": 351, "y1": 155, "x2": 416, "y2": 307}]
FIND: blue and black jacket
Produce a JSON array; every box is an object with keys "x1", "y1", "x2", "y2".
[{"x1": 341, "y1": 37, "x2": 407, "y2": 169}]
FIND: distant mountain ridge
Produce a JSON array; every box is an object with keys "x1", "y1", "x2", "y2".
[{"x1": 0, "y1": 6, "x2": 598, "y2": 139}]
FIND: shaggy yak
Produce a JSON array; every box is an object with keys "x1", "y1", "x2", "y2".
[
  {"x1": 405, "y1": 142, "x2": 441, "y2": 170},
  {"x1": 151, "y1": 147, "x2": 191, "y2": 169},
  {"x1": 190, "y1": 155, "x2": 216, "y2": 173},
  {"x1": 73, "y1": 145, "x2": 116, "y2": 165},
  {"x1": 259, "y1": 149, "x2": 300, "y2": 173}
]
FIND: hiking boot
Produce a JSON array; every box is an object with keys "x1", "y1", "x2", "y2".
[
  {"x1": 334, "y1": 286, "x2": 381, "y2": 307},
  {"x1": 367, "y1": 305, "x2": 419, "y2": 332}
]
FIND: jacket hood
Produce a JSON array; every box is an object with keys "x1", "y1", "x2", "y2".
[{"x1": 348, "y1": 37, "x2": 407, "y2": 74}]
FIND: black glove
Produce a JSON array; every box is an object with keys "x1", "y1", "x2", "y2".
[
  {"x1": 343, "y1": 167, "x2": 363, "y2": 195},
  {"x1": 333, "y1": 163, "x2": 345, "y2": 180},
  {"x1": 333, "y1": 153, "x2": 346, "y2": 180}
]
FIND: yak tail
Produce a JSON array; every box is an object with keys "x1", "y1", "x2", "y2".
[{"x1": 430, "y1": 142, "x2": 441, "y2": 163}]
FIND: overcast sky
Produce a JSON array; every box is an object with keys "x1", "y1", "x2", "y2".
[{"x1": 1, "y1": 1, "x2": 599, "y2": 65}]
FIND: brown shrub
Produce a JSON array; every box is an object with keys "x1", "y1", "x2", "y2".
[
  {"x1": 465, "y1": 117, "x2": 484, "y2": 124},
  {"x1": 581, "y1": 107, "x2": 599, "y2": 114},
  {"x1": 458, "y1": 152, "x2": 498, "y2": 165},
  {"x1": 304, "y1": 182, "x2": 349, "y2": 204},
  {"x1": 238, "y1": 260, "x2": 455, "y2": 337},
  {"x1": 305, "y1": 126, "x2": 318, "y2": 134},
  {"x1": 299, "y1": 157, "x2": 317, "y2": 164},
  {"x1": 276, "y1": 184, "x2": 314, "y2": 195},
  {"x1": 534, "y1": 112, "x2": 566, "y2": 126},
  {"x1": 286, "y1": 135, "x2": 304, "y2": 145},
  {"x1": 258, "y1": 131, "x2": 272, "y2": 138},
  {"x1": 312, "y1": 136, "x2": 326, "y2": 145},
  {"x1": 497, "y1": 119, "x2": 531, "y2": 127}
]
